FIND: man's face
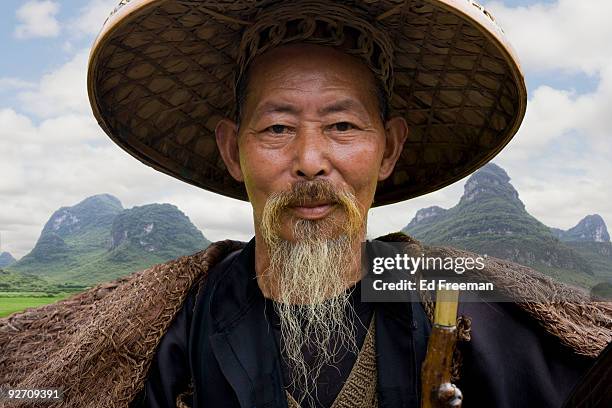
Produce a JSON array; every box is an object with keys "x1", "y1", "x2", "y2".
[
  {"x1": 215, "y1": 44, "x2": 407, "y2": 401},
  {"x1": 217, "y1": 43, "x2": 407, "y2": 242}
]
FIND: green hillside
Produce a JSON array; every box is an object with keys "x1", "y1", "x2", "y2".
[
  {"x1": 551, "y1": 214, "x2": 610, "y2": 243},
  {"x1": 13, "y1": 194, "x2": 122, "y2": 275},
  {"x1": 403, "y1": 163, "x2": 607, "y2": 288},
  {"x1": 1, "y1": 268, "x2": 55, "y2": 292},
  {"x1": 8, "y1": 195, "x2": 211, "y2": 286},
  {"x1": 565, "y1": 242, "x2": 612, "y2": 282},
  {"x1": 0, "y1": 252, "x2": 16, "y2": 268},
  {"x1": 0, "y1": 267, "x2": 84, "y2": 295}
]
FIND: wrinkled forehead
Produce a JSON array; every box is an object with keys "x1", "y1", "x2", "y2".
[
  {"x1": 236, "y1": 43, "x2": 385, "y2": 125},
  {"x1": 249, "y1": 43, "x2": 378, "y2": 92}
]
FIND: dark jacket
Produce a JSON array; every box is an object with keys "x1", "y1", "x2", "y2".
[
  {"x1": 2, "y1": 235, "x2": 607, "y2": 408},
  {"x1": 137, "y1": 239, "x2": 594, "y2": 408}
]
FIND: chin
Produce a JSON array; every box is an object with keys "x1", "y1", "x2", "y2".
[{"x1": 285, "y1": 217, "x2": 350, "y2": 242}]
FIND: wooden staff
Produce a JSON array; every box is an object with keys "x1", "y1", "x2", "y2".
[{"x1": 421, "y1": 289, "x2": 463, "y2": 408}]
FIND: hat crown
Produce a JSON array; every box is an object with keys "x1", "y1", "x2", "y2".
[{"x1": 236, "y1": 1, "x2": 395, "y2": 98}]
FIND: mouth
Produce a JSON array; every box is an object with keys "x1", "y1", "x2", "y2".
[{"x1": 289, "y1": 201, "x2": 337, "y2": 220}]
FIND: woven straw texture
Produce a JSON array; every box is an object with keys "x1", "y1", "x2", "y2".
[
  {"x1": 1, "y1": 234, "x2": 610, "y2": 407},
  {"x1": 88, "y1": 0, "x2": 527, "y2": 206}
]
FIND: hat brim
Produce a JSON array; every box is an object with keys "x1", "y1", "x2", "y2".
[{"x1": 88, "y1": 0, "x2": 527, "y2": 206}]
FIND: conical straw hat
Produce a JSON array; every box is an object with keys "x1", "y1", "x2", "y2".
[{"x1": 88, "y1": 0, "x2": 527, "y2": 206}]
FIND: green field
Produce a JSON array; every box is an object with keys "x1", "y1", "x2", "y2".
[{"x1": 0, "y1": 294, "x2": 71, "y2": 318}]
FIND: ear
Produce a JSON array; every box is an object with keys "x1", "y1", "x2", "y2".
[
  {"x1": 215, "y1": 118, "x2": 244, "y2": 182},
  {"x1": 378, "y1": 116, "x2": 408, "y2": 181}
]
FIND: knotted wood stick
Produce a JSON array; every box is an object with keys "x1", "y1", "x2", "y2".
[{"x1": 421, "y1": 289, "x2": 463, "y2": 408}]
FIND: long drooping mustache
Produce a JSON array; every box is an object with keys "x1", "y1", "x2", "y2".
[
  {"x1": 259, "y1": 180, "x2": 366, "y2": 405},
  {"x1": 260, "y1": 179, "x2": 364, "y2": 246}
]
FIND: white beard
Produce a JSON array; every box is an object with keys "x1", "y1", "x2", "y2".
[{"x1": 258, "y1": 179, "x2": 366, "y2": 405}]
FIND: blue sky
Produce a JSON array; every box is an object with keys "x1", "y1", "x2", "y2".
[
  {"x1": 1, "y1": 0, "x2": 611, "y2": 257},
  {"x1": 0, "y1": 0, "x2": 102, "y2": 112},
  {"x1": 1, "y1": 1, "x2": 92, "y2": 79}
]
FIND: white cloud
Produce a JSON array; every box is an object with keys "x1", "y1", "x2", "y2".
[
  {"x1": 62, "y1": 41, "x2": 74, "y2": 53},
  {"x1": 69, "y1": 0, "x2": 116, "y2": 37},
  {"x1": 484, "y1": 0, "x2": 612, "y2": 75},
  {"x1": 14, "y1": 1, "x2": 61, "y2": 39},
  {"x1": 516, "y1": 65, "x2": 612, "y2": 152},
  {"x1": 17, "y1": 49, "x2": 90, "y2": 118},
  {"x1": 0, "y1": 78, "x2": 36, "y2": 92}
]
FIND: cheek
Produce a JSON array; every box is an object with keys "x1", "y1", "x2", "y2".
[
  {"x1": 334, "y1": 140, "x2": 384, "y2": 198},
  {"x1": 239, "y1": 139, "x2": 290, "y2": 202}
]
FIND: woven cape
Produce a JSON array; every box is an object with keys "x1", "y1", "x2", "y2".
[
  {"x1": 88, "y1": 0, "x2": 528, "y2": 206},
  {"x1": 1, "y1": 233, "x2": 610, "y2": 408}
]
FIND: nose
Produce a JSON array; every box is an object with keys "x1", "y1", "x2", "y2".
[{"x1": 292, "y1": 126, "x2": 330, "y2": 180}]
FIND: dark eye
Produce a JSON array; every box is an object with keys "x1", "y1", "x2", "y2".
[
  {"x1": 266, "y1": 124, "x2": 289, "y2": 134},
  {"x1": 332, "y1": 122, "x2": 355, "y2": 132}
]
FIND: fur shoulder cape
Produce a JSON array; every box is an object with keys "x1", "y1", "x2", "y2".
[{"x1": 1, "y1": 234, "x2": 610, "y2": 407}]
